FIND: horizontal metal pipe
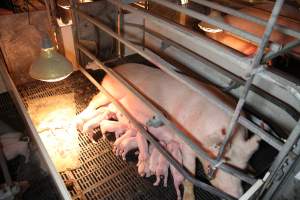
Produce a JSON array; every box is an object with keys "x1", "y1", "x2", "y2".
[
  {"x1": 77, "y1": 64, "x2": 237, "y2": 200},
  {"x1": 77, "y1": 42, "x2": 256, "y2": 184},
  {"x1": 263, "y1": 39, "x2": 300, "y2": 63},
  {"x1": 76, "y1": 7, "x2": 283, "y2": 152},
  {"x1": 258, "y1": 71, "x2": 300, "y2": 107},
  {"x1": 150, "y1": 0, "x2": 262, "y2": 45},
  {"x1": 190, "y1": 0, "x2": 300, "y2": 40}
]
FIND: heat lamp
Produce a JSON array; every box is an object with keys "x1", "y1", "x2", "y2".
[
  {"x1": 198, "y1": 10, "x2": 223, "y2": 33},
  {"x1": 29, "y1": 36, "x2": 73, "y2": 82}
]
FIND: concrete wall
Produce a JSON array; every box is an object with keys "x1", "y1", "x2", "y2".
[{"x1": 0, "y1": 11, "x2": 50, "y2": 85}]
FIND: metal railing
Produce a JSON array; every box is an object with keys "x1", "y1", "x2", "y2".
[
  {"x1": 73, "y1": 7, "x2": 280, "y2": 184},
  {"x1": 69, "y1": 0, "x2": 300, "y2": 199},
  {"x1": 213, "y1": 0, "x2": 285, "y2": 176}
]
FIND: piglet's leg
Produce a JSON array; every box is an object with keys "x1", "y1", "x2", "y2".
[
  {"x1": 113, "y1": 137, "x2": 138, "y2": 160},
  {"x1": 168, "y1": 141, "x2": 184, "y2": 200},
  {"x1": 114, "y1": 129, "x2": 137, "y2": 146},
  {"x1": 75, "y1": 92, "x2": 114, "y2": 130},
  {"x1": 149, "y1": 145, "x2": 160, "y2": 176},
  {"x1": 136, "y1": 132, "x2": 150, "y2": 177},
  {"x1": 154, "y1": 142, "x2": 169, "y2": 187},
  {"x1": 82, "y1": 109, "x2": 116, "y2": 142},
  {"x1": 100, "y1": 120, "x2": 129, "y2": 139},
  {"x1": 75, "y1": 108, "x2": 103, "y2": 132},
  {"x1": 87, "y1": 92, "x2": 111, "y2": 110},
  {"x1": 154, "y1": 154, "x2": 169, "y2": 187},
  {"x1": 181, "y1": 144, "x2": 196, "y2": 200}
]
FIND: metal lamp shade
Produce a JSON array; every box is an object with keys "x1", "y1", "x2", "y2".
[
  {"x1": 29, "y1": 47, "x2": 73, "y2": 82},
  {"x1": 198, "y1": 10, "x2": 223, "y2": 33}
]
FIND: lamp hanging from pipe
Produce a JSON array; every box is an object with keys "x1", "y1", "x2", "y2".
[{"x1": 29, "y1": 36, "x2": 73, "y2": 82}]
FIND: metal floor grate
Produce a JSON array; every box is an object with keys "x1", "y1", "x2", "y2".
[{"x1": 17, "y1": 71, "x2": 220, "y2": 200}]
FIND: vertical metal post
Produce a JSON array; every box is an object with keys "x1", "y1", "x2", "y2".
[
  {"x1": 69, "y1": 0, "x2": 81, "y2": 66},
  {"x1": 210, "y1": 0, "x2": 285, "y2": 177},
  {"x1": 141, "y1": 1, "x2": 149, "y2": 51},
  {"x1": 116, "y1": 8, "x2": 124, "y2": 57}
]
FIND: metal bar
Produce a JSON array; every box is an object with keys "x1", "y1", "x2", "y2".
[
  {"x1": 69, "y1": 0, "x2": 81, "y2": 66},
  {"x1": 214, "y1": 0, "x2": 285, "y2": 166},
  {"x1": 116, "y1": 8, "x2": 124, "y2": 58},
  {"x1": 190, "y1": 0, "x2": 300, "y2": 40},
  {"x1": 77, "y1": 42, "x2": 256, "y2": 185},
  {"x1": 43, "y1": 0, "x2": 53, "y2": 26},
  {"x1": 0, "y1": 52, "x2": 72, "y2": 200},
  {"x1": 150, "y1": 0, "x2": 262, "y2": 45},
  {"x1": 239, "y1": 178, "x2": 265, "y2": 200},
  {"x1": 77, "y1": 64, "x2": 237, "y2": 200},
  {"x1": 262, "y1": 39, "x2": 300, "y2": 63},
  {"x1": 142, "y1": 18, "x2": 146, "y2": 50},
  {"x1": 259, "y1": 71, "x2": 300, "y2": 103},
  {"x1": 75, "y1": 6, "x2": 283, "y2": 152}
]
